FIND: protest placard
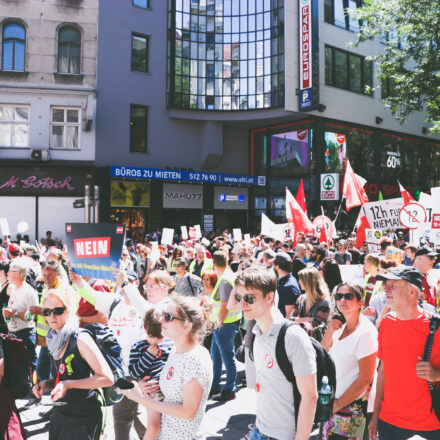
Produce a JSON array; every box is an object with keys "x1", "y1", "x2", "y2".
[
  {"x1": 161, "y1": 228, "x2": 174, "y2": 246},
  {"x1": 65, "y1": 223, "x2": 125, "y2": 281},
  {"x1": 339, "y1": 264, "x2": 364, "y2": 284},
  {"x1": 363, "y1": 198, "x2": 404, "y2": 230},
  {"x1": 188, "y1": 227, "x2": 197, "y2": 240},
  {"x1": 233, "y1": 228, "x2": 242, "y2": 242},
  {"x1": 194, "y1": 224, "x2": 202, "y2": 239},
  {"x1": 244, "y1": 234, "x2": 251, "y2": 245},
  {"x1": 365, "y1": 229, "x2": 382, "y2": 253},
  {"x1": 0, "y1": 218, "x2": 10, "y2": 237},
  {"x1": 180, "y1": 226, "x2": 188, "y2": 240}
]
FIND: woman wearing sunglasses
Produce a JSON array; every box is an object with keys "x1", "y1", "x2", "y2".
[
  {"x1": 32, "y1": 288, "x2": 113, "y2": 440},
  {"x1": 119, "y1": 295, "x2": 214, "y2": 440},
  {"x1": 321, "y1": 283, "x2": 378, "y2": 440}
]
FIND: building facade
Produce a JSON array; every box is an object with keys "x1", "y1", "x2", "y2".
[
  {"x1": 99, "y1": 0, "x2": 440, "y2": 235},
  {"x1": 0, "y1": 0, "x2": 98, "y2": 241}
]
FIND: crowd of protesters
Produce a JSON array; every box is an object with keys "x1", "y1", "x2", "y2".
[{"x1": 0, "y1": 226, "x2": 440, "y2": 440}]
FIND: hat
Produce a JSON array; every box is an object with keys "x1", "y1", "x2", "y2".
[
  {"x1": 376, "y1": 266, "x2": 423, "y2": 290},
  {"x1": 414, "y1": 247, "x2": 438, "y2": 258},
  {"x1": 337, "y1": 239, "x2": 347, "y2": 246},
  {"x1": 125, "y1": 269, "x2": 139, "y2": 282},
  {"x1": 274, "y1": 252, "x2": 292, "y2": 268},
  {"x1": 8, "y1": 243, "x2": 21, "y2": 255}
]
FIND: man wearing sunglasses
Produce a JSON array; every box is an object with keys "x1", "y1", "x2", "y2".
[
  {"x1": 369, "y1": 266, "x2": 440, "y2": 440},
  {"x1": 235, "y1": 266, "x2": 317, "y2": 440}
]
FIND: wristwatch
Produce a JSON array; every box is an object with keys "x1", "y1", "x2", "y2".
[
  {"x1": 14, "y1": 310, "x2": 18, "y2": 318},
  {"x1": 121, "y1": 281, "x2": 128, "y2": 289}
]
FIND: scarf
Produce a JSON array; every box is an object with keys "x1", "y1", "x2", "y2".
[{"x1": 46, "y1": 315, "x2": 79, "y2": 360}]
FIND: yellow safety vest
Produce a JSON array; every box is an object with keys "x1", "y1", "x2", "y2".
[
  {"x1": 188, "y1": 259, "x2": 213, "y2": 277},
  {"x1": 364, "y1": 274, "x2": 383, "y2": 303},
  {"x1": 211, "y1": 268, "x2": 242, "y2": 324}
]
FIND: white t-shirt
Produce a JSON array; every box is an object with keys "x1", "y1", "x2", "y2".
[
  {"x1": 7, "y1": 282, "x2": 39, "y2": 332},
  {"x1": 329, "y1": 314, "x2": 378, "y2": 402},
  {"x1": 158, "y1": 344, "x2": 213, "y2": 440}
]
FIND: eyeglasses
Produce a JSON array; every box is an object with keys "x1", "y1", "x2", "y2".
[
  {"x1": 234, "y1": 294, "x2": 256, "y2": 305},
  {"x1": 162, "y1": 311, "x2": 184, "y2": 323},
  {"x1": 145, "y1": 283, "x2": 161, "y2": 289},
  {"x1": 334, "y1": 293, "x2": 356, "y2": 301},
  {"x1": 174, "y1": 264, "x2": 182, "y2": 268},
  {"x1": 43, "y1": 307, "x2": 66, "y2": 317}
]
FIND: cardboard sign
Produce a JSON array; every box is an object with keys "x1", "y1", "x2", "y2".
[
  {"x1": 188, "y1": 227, "x2": 197, "y2": 240},
  {"x1": 244, "y1": 233, "x2": 251, "y2": 245},
  {"x1": 0, "y1": 218, "x2": 10, "y2": 237},
  {"x1": 194, "y1": 225, "x2": 202, "y2": 239},
  {"x1": 339, "y1": 264, "x2": 364, "y2": 284},
  {"x1": 161, "y1": 228, "x2": 174, "y2": 246},
  {"x1": 233, "y1": 228, "x2": 242, "y2": 242},
  {"x1": 65, "y1": 223, "x2": 125, "y2": 281},
  {"x1": 363, "y1": 198, "x2": 404, "y2": 230},
  {"x1": 180, "y1": 226, "x2": 188, "y2": 240}
]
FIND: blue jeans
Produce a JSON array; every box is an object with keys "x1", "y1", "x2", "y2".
[
  {"x1": 378, "y1": 418, "x2": 440, "y2": 440},
  {"x1": 211, "y1": 321, "x2": 239, "y2": 392},
  {"x1": 11, "y1": 327, "x2": 37, "y2": 371},
  {"x1": 250, "y1": 426, "x2": 279, "y2": 440},
  {"x1": 36, "y1": 345, "x2": 52, "y2": 380}
]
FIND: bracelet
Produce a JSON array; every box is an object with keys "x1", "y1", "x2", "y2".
[{"x1": 25, "y1": 311, "x2": 33, "y2": 321}]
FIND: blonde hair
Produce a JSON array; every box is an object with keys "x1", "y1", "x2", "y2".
[
  {"x1": 144, "y1": 269, "x2": 175, "y2": 292},
  {"x1": 298, "y1": 267, "x2": 330, "y2": 306},
  {"x1": 43, "y1": 287, "x2": 76, "y2": 318}
]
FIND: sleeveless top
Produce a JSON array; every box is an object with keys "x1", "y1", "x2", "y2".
[{"x1": 51, "y1": 330, "x2": 101, "y2": 417}]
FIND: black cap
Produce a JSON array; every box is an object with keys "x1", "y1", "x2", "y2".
[
  {"x1": 414, "y1": 247, "x2": 438, "y2": 258},
  {"x1": 125, "y1": 269, "x2": 139, "y2": 282},
  {"x1": 376, "y1": 266, "x2": 423, "y2": 290}
]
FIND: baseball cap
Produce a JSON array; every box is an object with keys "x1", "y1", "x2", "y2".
[
  {"x1": 9, "y1": 243, "x2": 21, "y2": 255},
  {"x1": 126, "y1": 269, "x2": 139, "y2": 282},
  {"x1": 337, "y1": 239, "x2": 347, "y2": 246},
  {"x1": 414, "y1": 247, "x2": 438, "y2": 258},
  {"x1": 376, "y1": 266, "x2": 423, "y2": 290}
]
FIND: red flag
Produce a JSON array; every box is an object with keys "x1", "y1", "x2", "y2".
[
  {"x1": 355, "y1": 208, "x2": 370, "y2": 249},
  {"x1": 398, "y1": 181, "x2": 415, "y2": 204},
  {"x1": 319, "y1": 218, "x2": 327, "y2": 244},
  {"x1": 286, "y1": 187, "x2": 314, "y2": 235},
  {"x1": 296, "y1": 179, "x2": 307, "y2": 215},
  {"x1": 342, "y1": 159, "x2": 369, "y2": 211}
]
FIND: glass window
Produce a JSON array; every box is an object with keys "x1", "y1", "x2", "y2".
[
  {"x1": 130, "y1": 105, "x2": 148, "y2": 153},
  {"x1": 131, "y1": 34, "x2": 149, "y2": 72},
  {"x1": 349, "y1": 55, "x2": 361, "y2": 93},
  {"x1": 58, "y1": 26, "x2": 81, "y2": 74},
  {"x1": 2, "y1": 23, "x2": 26, "y2": 71},
  {"x1": 133, "y1": 0, "x2": 149, "y2": 8},
  {"x1": 0, "y1": 105, "x2": 29, "y2": 147},
  {"x1": 334, "y1": 50, "x2": 348, "y2": 89},
  {"x1": 50, "y1": 107, "x2": 80, "y2": 150}
]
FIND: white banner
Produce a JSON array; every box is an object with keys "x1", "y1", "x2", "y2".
[
  {"x1": 363, "y1": 198, "x2": 404, "y2": 230},
  {"x1": 180, "y1": 226, "x2": 188, "y2": 240},
  {"x1": 161, "y1": 228, "x2": 174, "y2": 246},
  {"x1": 261, "y1": 214, "x2": 291, "y2": 242},
  {"x1": 0, "y1": 218, "x2": 10, "y2": 237},
  {"x1": 339, "y1": 264, "x2": 364, "y2": 284},
  {"x1": 233, "y1": 228, "x2": 242, "y2": 242}
]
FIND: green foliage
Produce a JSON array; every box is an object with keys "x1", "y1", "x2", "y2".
[{"x1": 352, "y1": 0, "x2": 440, "y2": 133}]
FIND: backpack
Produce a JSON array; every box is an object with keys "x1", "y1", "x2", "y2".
[
  {"x1": 249, "y1": 321, "x2": 337, "y2": 425},
  {"x1": 0, "y1": 333, "x2": 32, "y2": 399},
  {"x1": 70, "y1": 323, "x2": 125, "y2": 406}
]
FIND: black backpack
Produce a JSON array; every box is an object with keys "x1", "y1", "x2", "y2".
[
  {"x1": 249, "y1": 321, "x2": 337, "y2": 425},
  {"x1": 0, "y1": 333, "x2": 32, "y2": 399}
]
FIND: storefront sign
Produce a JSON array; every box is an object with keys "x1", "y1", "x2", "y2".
[
  {"x1": 214, "y1": 186, "x2": 249, "y2": 210},
  {"x1": 203, "y1": 214, "x2": 214, "y2": 233},
  {"x1": 0, "y1": 167, "x2": 92, "y2": 196},
  {"x1": 111, "y1": 181, "x2": 150, "y2": 207},
  {"x1": 66, "y1": 223, "x2": 125, "y2": 281},
  {"x1": 163, "y1": 183, "x2": 203, "y2": 209},
  {"x1": 363, "y1": 198, "x2": 404, "y2": 230},
  {"x1": 111, "y1": 166, "x2": 265, "y2": 187},
  {"x1": 320, "y1": 174, "x2": 339, "y2": 200},
  {"x1": 386, "y1": 151, "x2": 401, "y2": 168}
]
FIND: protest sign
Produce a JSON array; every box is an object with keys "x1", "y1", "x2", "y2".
[
  {"x1": 363, "y1": 198, "x2": 403, "y2": 230},
  {"x1": 365, "y1": 229, "x2": 382, "y2": 253},
  {"x1": 0, "y1": 218, "x2": 10, "y2": 237},
  {"x1": 312, "y1": 215, "x2": 335, "y2": 238},
  {"x1": 261, "y1": 214, "x2": 290, "y2": 242},
  {"x1": 161, "y1": 228, "x2": 174, "y2": 246},
  {"x1": 188, "y1": 227, "x2": 197, "y2": 240},
  {"x1": 201, "y1": 237, "x2": 210, "y2": 247},
  {"x1": 180, "y1": 226, "x2": 188, "y2": 240},
  {"x1": 339, "y1": 264, "x2": 364, "y2": 284},
  {"x1": 244, "y1": 233, "x2": 251, "y2": 245},
  {"x1": 65, "y1": 223, "x2": 125, "y2": 281},
  {"x1": 194, "y1": 225, "x2": 202, "y2": 239},
  {"x1": 398, "y1": 203, "x2": 427, "y2": 229},
  {"x1": 233, "y1": 228, "x2": 242, "y2": 242}
]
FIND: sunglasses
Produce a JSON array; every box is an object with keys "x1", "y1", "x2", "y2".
[
  {"x1": 43, "y1": 307, "x2": 66, "y2": 317},
  {"x1": 234, "y1": 294, "x2": 256, "y2": 305},
  {"x1": 174, "y1": 264, "x2": 182, "y2": 268},
  {"x1": 162, "y1": 311, "x2": 184, "y2": 323},
  {"x1": 334, "y1": 293, "x2": 356, "y2": 301}
]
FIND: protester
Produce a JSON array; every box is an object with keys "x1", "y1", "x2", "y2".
[
  {"x1": 321, "y1": 283, "x2": 378, "y2": 440},
  {"x1": 347, "y1": 237, "x2": 362, "y2": 264},
  {"x1": 413, "y1": 247, "x2": 438, "y2": 308},
  {"x1": 120, "y1": 295, "x2": 214, "y2": 440},
  {"x1": 363, "y1": 254, "x2": 382, "y2": 307},
  {"x1": 167, "y1": 246, "x2": 185, "y2": 275},
  {"x1": 120, "y1": 248, "x2": 134, "y2": 271},
  {"x1": 200, "y1": 270, "x2": 217, "y2": 297},
  {"x1": 402, "y1": 244, "x2": 417, "y2": 266},
  {"x1": 292, "y1": 244, "x2": 307, "y2": 279},
  {"x1": 0, "y1": 261, "x2": 12, "y2": 334},
  {"x1": 369, "y1": 266, "x2": 440, "y2": 440},
  {"x1": 319, "y1": 258, "x2": 343, "y2": 293},
  {"x1": 173, "y1": 257, "x2": 203, "y2": 297},
  {"x1": 378, "y1": 237, "x2": 393, "y2": 260},
  {"x1": 334, "y1": 240, "x2": 352, "y2": 265},
  {"x1": 235, "y1": 266, "x2": 317, "y2": 440},
  {"x1": 188, "y1": 245, "x2": 213, "y2": 278}
]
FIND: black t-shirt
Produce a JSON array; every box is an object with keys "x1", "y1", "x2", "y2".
[
  {"x1": 291, "y1": 258, "x2": 306, "y2": 280},
  {"x1": 348, "y1": 248, "x2": 361, "y2": 264},
  {"x1": 277, "y1": 274, "x2": 301, "y2": 317}
]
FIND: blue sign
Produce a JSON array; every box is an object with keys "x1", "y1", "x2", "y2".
[
  {"x1": 111, "y1": 166, "x2": 265, "y2": 187},
  {"x1": 219, "y1": 193, "x2": 226, "y2": 202},
  {"x1": 238, "y1": 194, "x2": 245, "y2": 203},
  {"x1": 299, "y1": 88, "x2": 313, "y2": 110}
]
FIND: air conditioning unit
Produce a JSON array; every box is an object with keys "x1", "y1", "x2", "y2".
[{"x1": 30, "y1": 149, "x2": 49, "y2": 161}]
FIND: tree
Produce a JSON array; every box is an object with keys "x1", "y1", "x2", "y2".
[{"x1": 353, "y1": 0, "x2": 440, "y2": 133}]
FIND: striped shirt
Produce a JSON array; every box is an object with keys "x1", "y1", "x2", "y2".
[{"x1": 129, "y1": 338, "x2": 174, "y2": 380}]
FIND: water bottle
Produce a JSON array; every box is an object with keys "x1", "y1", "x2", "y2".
[{"x1": 317, "y1": 376, "x2": 333, "y2": 422}]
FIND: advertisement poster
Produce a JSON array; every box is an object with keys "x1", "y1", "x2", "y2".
[
  {"x1": 65, "y1": 223, "x2": 125, "y2": 281},
  {"x1": 111, "y1": 181, "x2": 150, "y2": 207},
  {"x1": 324, "y1": 132, "x2": 347, "y2": 172},
  {"x1": 270, "y1": 130, "x2": 309, "y2": 170}
]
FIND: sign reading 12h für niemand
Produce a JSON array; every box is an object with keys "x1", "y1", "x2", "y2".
[
  {"x1": 299, "y1": 0, "x2": 318, "y2": 111},
  {"x1": 111, "y1": 166, "x2": 266, "y2": 187}
]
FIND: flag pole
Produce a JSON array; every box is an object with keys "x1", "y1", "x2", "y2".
[{"x1": 333, "y1": 196, "x2": 345, "y2": 227}]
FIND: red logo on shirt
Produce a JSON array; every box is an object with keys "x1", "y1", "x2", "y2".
[
  {"x1": 166, "y1": 367, "x2": 175, "y2": 380},
  {"x1": 265, "y1": 354, "x2": 274, "y2": 369},
  {"x1": 59, "y1": 363, "x2": 66, "y2": 375}
]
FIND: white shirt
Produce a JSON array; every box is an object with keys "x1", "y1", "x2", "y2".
[{"x1": 7, "y1": 282, "x2": 39, "y2": 332}]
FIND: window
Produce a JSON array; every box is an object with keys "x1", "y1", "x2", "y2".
[
  {"x1": 325, "y1": 46, "x2": 372, "y2": 95},
  {"x1": 324, "y1": 0, "x2": 362, "y2": 32},
  {"x1": 131, "y1": 34, "x2": 149, "y2": 72},
  {"x1": 2, "y1": 23, "x2": 25, "y2": 71},
  {"x1": 130, "y1": 105, "x2": 147, "y2": 153},
  {"x1": 133, "y1": 0, "x2": 149, "y2": 8},
  {"x1": 50, "y1": 107, "x2": 80, "y2": 149},
  {"x1": 0, "y1": 105, "x2": 29, "y2": 147},
  {"x1": 58, "y1": 26, "x2": 81, "y2": 74}
]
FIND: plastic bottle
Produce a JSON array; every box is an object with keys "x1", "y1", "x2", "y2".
[{"x1": 319, "y1": 375, "x2": 332, "y2": 406}]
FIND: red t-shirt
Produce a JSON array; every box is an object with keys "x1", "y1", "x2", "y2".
[{"x1": 378, "y1": 311, "x2": 440, "y2": 431}]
